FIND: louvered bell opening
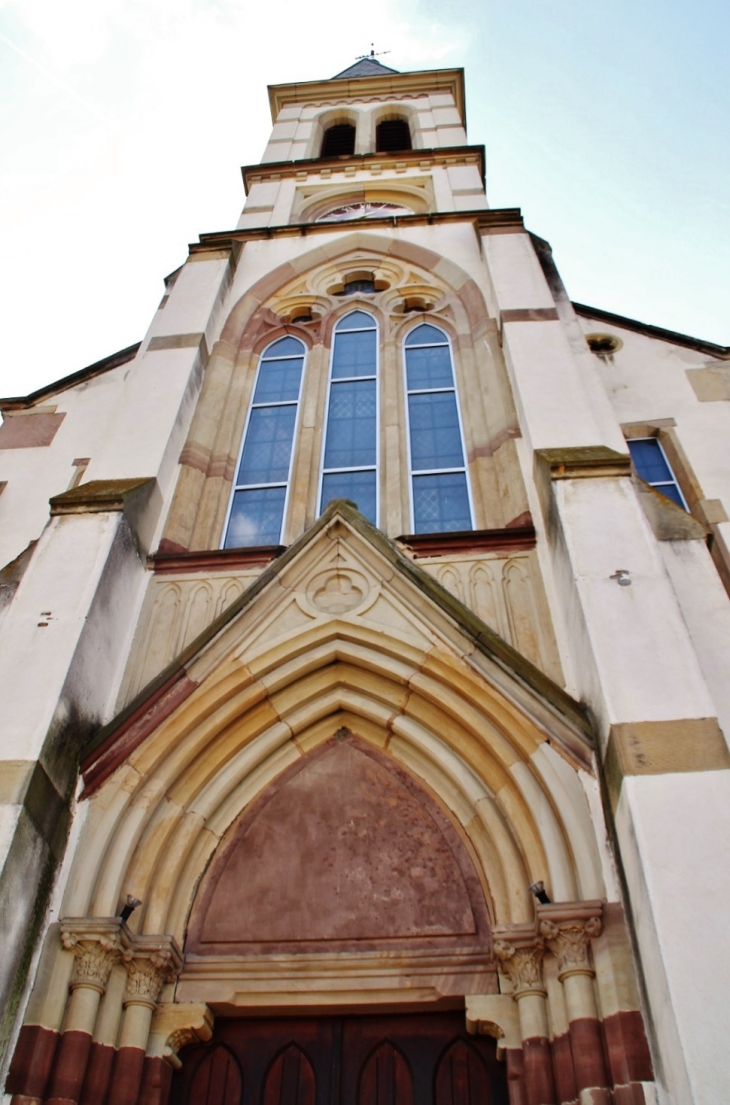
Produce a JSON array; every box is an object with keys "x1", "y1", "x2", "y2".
[
  {"x1": 321, "y1": 124, "x2": 356, "y2": 157},
  {"x1": 375, "y1": 119, "x2": 412, "y2": 152}
]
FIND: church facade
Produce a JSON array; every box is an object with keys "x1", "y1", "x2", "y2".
[{"x1": 1, "y1": 57, "x2": 729, "y2": 1105}]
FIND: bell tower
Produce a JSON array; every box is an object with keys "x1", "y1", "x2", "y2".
[{"x1": 236, "y1": 57, "x2": 486, "y2": 230}]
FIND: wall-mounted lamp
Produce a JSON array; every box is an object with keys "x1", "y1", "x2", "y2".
[
  {"x1": 529, "y1": 881, "x2": 551, "y2": 905},
  {"x1": 120, "y1": 895, "x2": 142, "y2": 922},
  {"x1": 610, "y1": 569, "x2": 632, "y2": 586}
]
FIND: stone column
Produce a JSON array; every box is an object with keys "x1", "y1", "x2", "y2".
[
  {"x1": 538, "y1": 902, "x2": 608, "y2": 1102},
  {"x1": 493, "y1": 925, "x2": 556, "y2": 1105},
  {"x1": 45, "y1": 919, "x2": 128, "y2": 1105},
  {"x1": 108, "y1": 937, "x2": 182, "y2": 1105}
]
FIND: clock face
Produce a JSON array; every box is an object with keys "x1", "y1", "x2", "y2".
[{"x1": 316, "y1": 201, "x2": 412, "y2": 223}]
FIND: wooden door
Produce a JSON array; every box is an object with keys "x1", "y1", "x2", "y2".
[{"x1": 170, "y1": 1012, "x2": 507, "y2": 1105}]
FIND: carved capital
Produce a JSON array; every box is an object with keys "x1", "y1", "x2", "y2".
[
  {"x1": 60, "y1": 918, "x2": 130, "y2": 994},
  {"x1": 537, "y1": 902, "x2": 603, "y2": 979},
  {"x1": 492, "y1": 926, "x2": 546, "y2": 997},
  {"x1": 123, "y1": 936, "x2": 183, "y2": 1010}
]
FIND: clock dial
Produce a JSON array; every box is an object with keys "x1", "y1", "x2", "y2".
[{"x1": 316, "y1": 201, "x2": 412, "y2": 223}]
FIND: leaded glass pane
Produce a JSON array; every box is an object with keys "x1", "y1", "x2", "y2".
[
  {"x1": 253, "y1": 358, "x2": 303, "y2": 404},
  {"x1": 264, "y1": 336, "x2": 305, "y2": 358},
  {"x1": 224, "y1": 487, "x2": 286, "y2": 548},
  {"x1": 404, "y1": 323, "x2": 447, "y2": 346},
  {"x1": 628, "y1": 439, "x2": 673, "y2": 484},
  {"x1": 237, "y1": 405, "x2": 296, "y2": 485},
  {"x1": 408, "y1": 391, "x2": 464, "y2": 470},
  {"x1": 321, "y1": 470, "x2": 376, "y2": 523},
  {"x1": 323, "y1": 380, "x2": 377, "y2": 468},
  {"x1": 406, "y1": 344, "x2": 453, "y2": 390},
  {"x1": 336, "y1": 310, "x2": 375, "y2": 331},
  {"x1": 412, "y1": 473, "x2": 471, "y2": 534},
  {"x1": 332, "y1": 329, "x2": 377, "y2": 378}
]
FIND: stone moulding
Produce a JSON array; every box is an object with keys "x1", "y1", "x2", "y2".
[
  {"x1": 49, "y1": 477, "x2": 156, "y2": 516},
  {"x1": 535, "y1": 446, "x2": 632, "y2": 482},
  {"x1": 396, "y1": 523, "x2": 536, "y2": 558}
]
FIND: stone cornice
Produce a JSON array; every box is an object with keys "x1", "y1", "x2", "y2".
[
  {"x1": 535, "y1": 446, "x2": 632, "y2": 482},
  {"x1": 241, "y1": 144, "x2": 485, "y2": 193},
  {"x1": 50, "y1": 478, "x2": 155, "y2": 516},
  {"x1": 190, "y1": 207, "x2": 524, "y2": 257},
  {"x1": 396, "y1": 524, "x2": 536, "y2": 558},
  {"x1": 267, "y1": 68, "x2": 466, "y2": 126}
]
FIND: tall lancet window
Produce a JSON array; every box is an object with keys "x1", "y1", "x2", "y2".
[
  {"x1": 404, "y1": 323, "x2": 473, "y2": 533},
  {"x1": 223, "y1": 336, "x2": 306, "y2": 547},
  {"x1": 319, "y1": 311, "x2": 378, "y2": 524}
]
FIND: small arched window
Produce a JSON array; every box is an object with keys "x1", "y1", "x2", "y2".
[
  {"x1": 223, "y1": 336, "x2": 306, "y2": 548},
  {"x1": 376, "y1": 118, "x2": 412, "y2": 152},
  {"x1": 404, "y1": 323, "x2": 472, "y2": 533},
  {"x1": 321, "y1": 123, "x2": 356, "y2": 157},
  {"x1": 319, "y1": 311, "x2": 378, "y2": 523}
]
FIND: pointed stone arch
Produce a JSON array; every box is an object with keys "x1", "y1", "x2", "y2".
[{"x1": 69, "y1": 508, "x2": 599, "y2": 954}]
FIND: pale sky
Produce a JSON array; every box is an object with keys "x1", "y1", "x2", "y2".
[{"x1": 1, "y1": 0, "x2": 728, "y2": 398}]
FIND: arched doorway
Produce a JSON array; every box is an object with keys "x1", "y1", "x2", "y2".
[{"x1": 172, "y1": 736, "x2": 507, "y2": 1103}]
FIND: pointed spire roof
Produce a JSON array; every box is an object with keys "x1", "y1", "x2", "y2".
[{"x1": 332, "y1": 56, "x2": 399, "y2": 79}]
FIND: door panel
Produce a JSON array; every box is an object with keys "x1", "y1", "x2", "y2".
[
  {"x1": 171, "y1": 1012, "x2": 507, "y2": 1105},
  {"x1": 357, "y1": 1041, "x2": 413, "y2": 1105},
  {"x1": 262, "y1": 1044, "x2": 317, "y2": 1105},
  {"x1": 434, "y1": 1040, "x2": 491, "y2": 1105},
  {"x1": 187, "y1": 1045, "x2": 242, "y2": 1105}
]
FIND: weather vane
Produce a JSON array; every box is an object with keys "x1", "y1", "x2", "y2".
[{"x1": 356, "y1": 44, "x2": 390, "y2": 60}]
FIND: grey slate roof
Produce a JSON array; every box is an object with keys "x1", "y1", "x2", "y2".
[{"x1": 332, "y1": 57, "x2": 399, "y2": 79}]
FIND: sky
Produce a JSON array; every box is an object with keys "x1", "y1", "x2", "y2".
[{"x1": 1, "y1": 0, "x2": 728, "y2": 398}]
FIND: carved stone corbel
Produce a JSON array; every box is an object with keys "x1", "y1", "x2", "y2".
[{"x1": 149, "y1": 1002, "x2": 215, "y2": 1069}]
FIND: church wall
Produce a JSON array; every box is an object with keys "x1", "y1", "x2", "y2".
[{"x1": 0, "y1": 361, "x2": 133, "y2": 570}]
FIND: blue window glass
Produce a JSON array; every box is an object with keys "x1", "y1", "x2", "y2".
[
  {"x1": 628, "y1": 438, "x2": 687, "y2": 510},
  {"x1": 404, "y1": 323, "x2": 472, "y2": 534},
  {"x1": 236, "y1": 406, "x2": 297, "y2": 485},
  {"x1": 408, "y1": 392, "x2": 464, "y2": 470},
  {"x1": 223, "y1": 337, "x2": 306, "y2": 547},
  {"x1": 323, "y1": 380, "x2": 377, "y2": 468},
  {"x1": 332, "y1": 329, "x2": 377, "y2": 378},
  {"x1": 224, "y1": 487, "x2": 287, "y2": 548},
  {"x1": 413, "y1": 473, "x2": 472, "y2": 533},
  {"x1": 321, "y1": 471, "x2": 377, "y2": 522},
  {"x1": 320, "y1": 311, "x2": 378, "y2": 523}
]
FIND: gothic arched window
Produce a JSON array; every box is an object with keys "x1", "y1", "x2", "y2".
[
  {"x1": 404, "y1": 323, "x2": 473, "y2": 533},
  {"x1": 223, "y1": 335, "x2": 306, "y2": 548},
  {"x1": 319, "y1": 311, "x2": 378, "y2": 524}
]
